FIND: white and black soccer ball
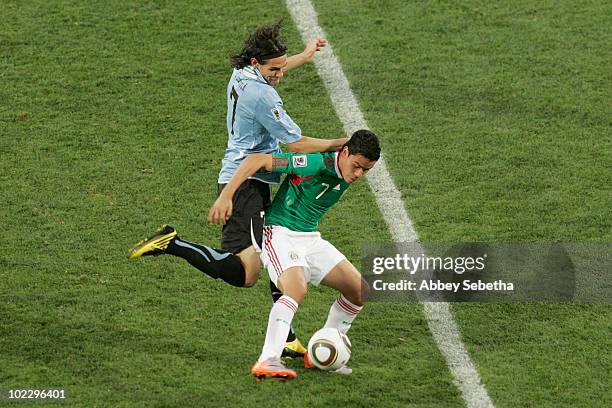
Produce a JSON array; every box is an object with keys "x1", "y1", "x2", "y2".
[{"x1": 307, "y1": 328, "x2": 352, "y2": 371}]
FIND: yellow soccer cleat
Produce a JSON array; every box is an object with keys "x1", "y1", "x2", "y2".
[
  {"x1": 282, "y1": 338, "x2": 308, "y2": 359},
  {"x1": 127, "y1": 225, "x2": 177, "y2": 259}
]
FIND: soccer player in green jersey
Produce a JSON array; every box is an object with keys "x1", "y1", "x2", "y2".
[
  {"x1": 209, "y1": 129, "x2": 380, "y2": 381},
  {"x1": 128, "y1": 129, "x2": 379, "y2": 380}
]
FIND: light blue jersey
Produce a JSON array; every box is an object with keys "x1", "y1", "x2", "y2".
[{"x1": 218, "y1": 66, "x2": 302, "y2": 184}]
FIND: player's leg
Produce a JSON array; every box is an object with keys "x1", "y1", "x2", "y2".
[
  {"x1": 271, "y1": 277, "x2": 306, "y2": 357},
  {"x1": 127, "y1": 224, "x2": 258, "y2": 287},
  {"x1": 127, "y1": 180, "x2": 265, "y2": 287},
  {"x1": 269, "y1": 280, "x2": 298, "y2": 344},
  {"x1": 319, "y1": 261, "x2": 367, "y2": 375},
  {"x1": 220, "y1": 179, "x2": 305, "y2": 345},
  {"x1": 260, "y1": 267, "x2": 308, "y2": 357},
  {"x1": 252, "y1": 266, "x2": 307, "y2": 381},
  {"x1": 303, "y1": 239, "x2": 363, "y2": 374},
  {"x1": 252, "y1": 227, "x2": 308, "y2": 381},
  {"x1": 320, "y1": 259, "x2": 369, "y2": 334},
  {"x1": 234, "y1": 245, "x2": 261, "y2": 287},
  {"x1": 306, "y1": 237, "x2": 368, "y2": 334}
]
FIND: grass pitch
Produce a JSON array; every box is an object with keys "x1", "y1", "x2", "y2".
[{"x1": 2, "y1": 1, "x2": 610, "y2": 407}]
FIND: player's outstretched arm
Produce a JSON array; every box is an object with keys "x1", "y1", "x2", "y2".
[
  {"x1": 286, "y1": 136, "x2": 348, "y2": 153},
  {"x1": 208, "y1": 154, "x2": 273, "y2": 224},
  {"x1": 285, "y1": 37, "x2": 327, "y2": 71}
]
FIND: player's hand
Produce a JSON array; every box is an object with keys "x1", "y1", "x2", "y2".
[
  {"x1": 302, "y1": 37, "x2": 326, "y2": 62},
  {"x1": 208, "y1": 195, "x2": 233, "y2": 225}
]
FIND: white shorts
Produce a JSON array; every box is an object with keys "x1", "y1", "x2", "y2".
[{"x1": 260, "y1": 225, "x2": 346, "y2": 287}]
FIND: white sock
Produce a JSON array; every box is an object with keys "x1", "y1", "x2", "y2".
[
  {"x1": 324, "y1": 294, "x2": 363, "y2": 334},
  {"x1": 258, "y1": 295, "x2": 299, "y2": 362}
]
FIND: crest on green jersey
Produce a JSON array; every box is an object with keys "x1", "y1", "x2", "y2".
[{"x1": 292, "y1": 155, "x2": 307, "y2": 167}]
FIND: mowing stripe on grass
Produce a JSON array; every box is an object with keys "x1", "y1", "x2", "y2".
[{"x1": 286, "y1": 1, "x2": 495, "y2": 406}]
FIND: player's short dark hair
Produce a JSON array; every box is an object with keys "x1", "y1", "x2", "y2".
[
  {"x1": 344, "y1": 129, "x2": 381, "y2": 161},
  {"x1": 230, "y1": 20, "x2": 288, "y2": 69}
]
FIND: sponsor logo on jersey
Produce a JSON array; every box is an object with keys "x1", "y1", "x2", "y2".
[
  {"x1": 293, "y1": 155, "x2": 307, "y2": 167},
  {"x1": 289, "y1": 251, "x2": 299, "y2": 261},
  {"x1": 271, "y1": 106, "x2": 283, "y2": 121}
]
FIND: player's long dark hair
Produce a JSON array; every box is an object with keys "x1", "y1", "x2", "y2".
[
  {"x1": 230, "y1": 20, "x2": 288, "y2": 69},
  {"x1": 344, "y1": 130, "x2": 381, "y2": 161}
]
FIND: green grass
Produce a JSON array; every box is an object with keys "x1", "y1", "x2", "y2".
[{"x1": 1, "y1": 0, "x2": 610, "y2": 407}]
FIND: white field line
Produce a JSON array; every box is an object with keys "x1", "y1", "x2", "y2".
[{"x1": 286, "y1": 1, "x2": 495, "y2": 407}]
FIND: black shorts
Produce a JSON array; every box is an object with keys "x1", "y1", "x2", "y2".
[{"x1": 218, "y1": 179, "x2": 271, "y2": 254}]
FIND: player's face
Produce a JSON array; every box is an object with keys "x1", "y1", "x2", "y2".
[
  {"x1": 339, "y1": 149, "x2": 377, "y2": 183},
  {"x1": 252, "y1": 55, "x2": 288, "y2": 87}
]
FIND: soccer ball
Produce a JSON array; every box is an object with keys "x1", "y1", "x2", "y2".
[{"x1": 307, "y1": 328, "x2": 351, "y2": 371}]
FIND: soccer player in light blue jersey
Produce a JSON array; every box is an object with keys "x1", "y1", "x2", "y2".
[
  {"x1": 128, "y1": 21, "x2": 346, "y2": 359},
  {"x1": 219, "y1": 21, "x2": 346, "y2": 253},
  {"x1": 219, "y1": 21, "x2": 346, "y2": 358}
]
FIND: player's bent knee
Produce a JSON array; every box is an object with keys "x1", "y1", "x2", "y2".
[
  {"x1": 343, "y1": 278, "x2": 369, "y2": 306},
  {"x1": 359, "y1": 278, "x2": 370, "y2": 305},
  {"x1": 241, "y1": 264, "x2": 261, "y2": 287},
  {"x1": 278, "y1": 266, "x2": 308, "y2": 303},
  {"x1": 279, "y1": 280, "x2": 307, "y2": 304},
  {"x1": 243, "y1": 271, "x2": 260, "y2": 288},
  {"x1": 239, "y1": 247, "x2": 262, "y2": 288},
  {"x1": 285, "y1": 285, "x2": 307, "y2": 304}
]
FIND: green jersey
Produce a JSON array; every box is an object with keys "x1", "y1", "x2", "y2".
[{"x1": 265, "y1": 152, "x2": 350, "y2": 232}]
